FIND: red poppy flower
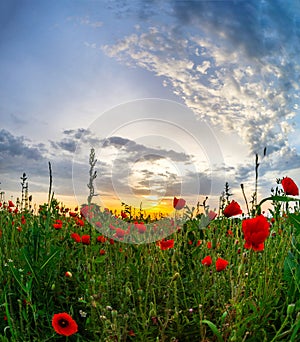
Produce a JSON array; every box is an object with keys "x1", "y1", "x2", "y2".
[
  {"x1": 69, "y1": 212, "x2": 77, "y2": 217},
  {"x1": 281, "y1": 177, "x2": 299, "y2": 196},
  {"x1": 201, "y1": 255, "x2": 212, "y2": 266},
  {"x1": 99, "y1": 249, "x2": 106, "y2": 255},
  {"x1": 81, "y1": 235, "x2": 90, "y2": 245},
  {"x1": 97, "y1": 235, "x2": 107, "y2": 243},
  {"x1": 76, "y1": 218, "x2": 85, "y2": 227},
  {"x1": 208, "y1": 210, "x2": 217, "y2": 220},
  {"x1": 216, "y1": 257, "x2": 229, "y2": 272},
  {"x1": 173, "y1": 197, "x2": 186, "y2": 210},
  {"x1": 128, "y1": 329, "x2": 135, "y2": 336},
  {"x1": 135, "y1": 223, "x2": 147, "y2": 233},
  {"x1": 80, "y1": 205, "x2": 89, "y2": 217},
  {"x1": 53, "y1": 220, "x2": 63, "y2": 230},
  {"x1": 71, "y1": 233, "x2": 81, "y2": 243},
  {"x1": 52, "y1": 312, "x2": 78, "y2": 336},
  {"x1": 158, "y1": 239, "x2": 174, "y2": 250},
  {"x1": 115, "y1": 228, "x2": 126, "y2": 238},
  {"x1": 8, "y1": 200, "x2": 15, "y2": 208},
  {"x1": 242, "y1": 215, "x2": 270, "y2": 251},
  {"x1": 226, "y1": 229, "x2": 234, "y2": 237},
  {"x1": 121, "y1": 211, "x2": 127, "y2": 219},
  {"x1": 21, "y1": 215, "x2": 26, "y2": 225},
  {"x1": 223, "y1": 200, "x2": 242, "y2": 218},
  {"x1": 207, "y1": 241, "x2": 212, "y2": 249}
]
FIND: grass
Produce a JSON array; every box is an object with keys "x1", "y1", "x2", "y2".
[{"x1": 0, "y1": 190, "x2": 300, "y2": 341}]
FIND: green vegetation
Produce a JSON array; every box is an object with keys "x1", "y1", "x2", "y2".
[
  {"x1": 0, "y1": 150, "x2": 299, "y2": 341},
  {"x1": 0, "y1": 187, "x2": 300, "y2": 341}
]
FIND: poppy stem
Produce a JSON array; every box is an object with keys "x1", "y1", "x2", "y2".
[{"x1": 240, "y1": 184, "x2": 250, "y2": 217}]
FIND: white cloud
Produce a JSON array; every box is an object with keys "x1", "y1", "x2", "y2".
[{"x1": 102, "y1": 21, "x2": 299, "y2": 162}]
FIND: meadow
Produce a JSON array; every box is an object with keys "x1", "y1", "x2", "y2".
[{"x1": 0, "y1": 159, "x2": 300, "y2": 341}]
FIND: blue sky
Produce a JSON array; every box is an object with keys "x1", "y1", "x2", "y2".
[{"x1": 1, "y1": 0, "x2": 300, "y2": 213}]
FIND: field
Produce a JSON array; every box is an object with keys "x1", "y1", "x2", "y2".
[{"x1": 1, "y1": 173, "x2": 300, "y2": 341}]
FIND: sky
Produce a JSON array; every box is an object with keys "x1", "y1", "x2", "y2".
[{"x1": 1, "y1": 0, "x2": 300, "y2": 215}]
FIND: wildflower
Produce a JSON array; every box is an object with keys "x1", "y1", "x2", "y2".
[
  {"x1": 223, "y1": 200, "x2": 242, "y2": 218},
  {"x1": 81, "y1": 235, "x2": 91, "y2": 245},
  {"x1": 128, "y1": 330, "x2": 135, "y2": 337},
  {"x1": 21, "y1": 215, "x2": 26, "y2": 225},
  {"x1": 208, "y1": 210, "x2": 217, "y2": 220},
  {"x1": 53, "y1": 219, "x2": 63, "y2": 230},
  {"x1": 97, "y1": 235, "x2": 107, "y2": 243},
  {"x1": 65, "y1": 271, "x2": 72, "y2": 278},
  {"x1": 173, "y1": 197, "x2": 186, "y2": 210},
  {"x1": 95, "y1": 221, "x2": 102, "y2": 228},
  {"x1": 79, "y1": 310, "x2": 87, "y2": 318},
  {"x1": 115, "y1": 228, "x2": 126, "y2": 238},
  {"x1": 8, "y1": 200, "x2": 15, "y2": 208},
  {"x1": 71, "y1": 233, "x2": 81, "y2": 243},
  {"x1": 281, "y1": 177, "x2": 299, "y2": 196},
  {"x1": 80, "y1": 205, "x2": 89, "y2": 217},
  {"x1": 121, "y1": 211, "x2": 127, "y2": 219},
  {"x1": 158, "y1": 239, "x2": 174, "y2": 250},
  {"x1": 52, "y1": 312, "x2": 78, "y2": 336},
  {"x1": 207, "y1": 241, "x2": 212, "y2": 249},
  {"x1": 109, "y1": 238, "x2": 115, "y2": 245},
  {"x1": 69, "y1": 212, "x2": 77, "y2": 217},
  {"x1": 242, "y1": 215, "x2": 270, "y2": 251},
  {"x1": 227, "y1": 229, "x2": 234, "y2": 237},
  {"x1": 216, "y1": 257, "x2": 229, "y2": 272},
  {"x1": 99, "y1": 249, "x2": 106, "y2": 255},
  {"x1": 135, "y1": 222, "x2": 147, "y2": 233},
  {"x1": 201, "y1": 255, "x2": 212, "y2": 266},
  {"x1": 17, "y1": 226, "x2": 22, "y2": 232},
  {"x1": 76, "y1": 218, "x2": 85, "y2": 227}
]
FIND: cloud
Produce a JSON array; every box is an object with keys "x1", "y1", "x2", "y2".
[
  {"x1": 0, "y1": 129, "x2": 44, "y2": 161},
  {"x1": 50, "y1": 128, "x2": 101, "y2": 153},
  {"x1": 102, "y1": 0, "x2": 300, "y2": 166},
  {"x1": 66, "y1": 15, "x2": 103, "y2": 28}
]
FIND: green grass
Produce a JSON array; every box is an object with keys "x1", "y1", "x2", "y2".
[{"x1": 0, "y1": 198, "x2": 300, "y2": 341}]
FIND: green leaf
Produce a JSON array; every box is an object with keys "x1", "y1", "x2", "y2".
[
  {"x1": 200, "y1": 320, "x2": 224, "y2": 342},
  {"x1": 289, "y1": 214, "x2": 300, "y2": 236},
  {"x1": 40, "y1": 249, "x2": 60, "y2": 271}
]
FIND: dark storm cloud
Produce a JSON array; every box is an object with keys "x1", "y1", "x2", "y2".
[{"x1": 0, "y1": 129, "x2": 43, "y2": 160}]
